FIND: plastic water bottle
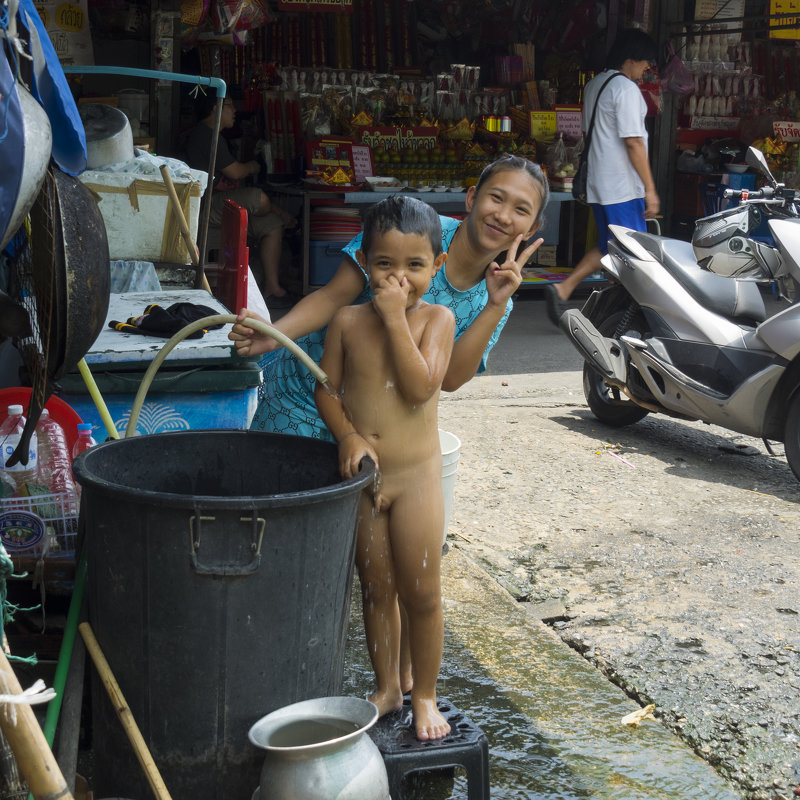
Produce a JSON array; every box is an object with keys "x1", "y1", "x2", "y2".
[
  {"x1": 0, "y1": 404, "x2": 38, "y2": 495},
  {"x1": 72, "y1": 423, "x2": 97, "y2": 460},
  {"x1": 71, "y1": 423, "x2": 97, "y2": 498},
  {"x1": 36, "y1": 408, "x2": 76, "y2": 497}
]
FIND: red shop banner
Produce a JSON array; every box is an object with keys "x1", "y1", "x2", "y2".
[{"x1": 277, "y1": 0, "x2": 353, "y2": 11}]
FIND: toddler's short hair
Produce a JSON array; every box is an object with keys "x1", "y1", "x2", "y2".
[{"x1": 361, "y1": 196, "x2": 442, "y2": 257}]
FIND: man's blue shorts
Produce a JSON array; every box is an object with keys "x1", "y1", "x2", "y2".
[{"x1": 591, "y1": 198, "x2": 647, "y2": 255}]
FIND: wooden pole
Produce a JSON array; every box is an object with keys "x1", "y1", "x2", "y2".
[
  {"x1": 78, "y1": 623, "x2": 172, "y2": 800},
  {"x1": 159, "y1": 164, "x2": 213, "y2": 294},
  {"x1": 0, "y1": 651, "x2": 73, "y2": 800}
]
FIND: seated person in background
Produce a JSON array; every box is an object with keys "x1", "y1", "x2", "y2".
[{"x1": 185, "y1": 93, "x2": 296, "y2": 304}]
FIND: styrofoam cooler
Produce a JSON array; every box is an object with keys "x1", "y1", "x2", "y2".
[
  {"x1": 78, "y1": 167, "x2": 207, "y2": 263},
  {"x1": 439, "y1": 429, "x2": 461, "y2": 546}
]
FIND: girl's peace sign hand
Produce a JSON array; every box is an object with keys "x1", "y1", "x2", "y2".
[{"x1": 485, "y1": 234, "x2": 543, "y2": 306}]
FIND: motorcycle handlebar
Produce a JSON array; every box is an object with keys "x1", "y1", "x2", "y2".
[
  {"x1": 722, "y1": 187, "x2": 774, "y2": 200},
  {"x1": 722, "y1": 185, "x2": 800, "y2": 205}
]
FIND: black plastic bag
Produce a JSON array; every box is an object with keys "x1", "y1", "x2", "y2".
[{"x1": 572, "y1": 153, "x2": 588, "y2": 205}]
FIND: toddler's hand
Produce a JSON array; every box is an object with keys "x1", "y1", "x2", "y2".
[
  {"x1": 372, "y1": 275, "x2": 410, "y2": 320},
  {"x1": 228, "y1": 308, "x2": 279, "y2": 357},
  {"x1": 338, "y1": 432, "x2": 379, "y2": 479}
]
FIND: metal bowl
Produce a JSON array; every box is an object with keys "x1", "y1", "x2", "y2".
[{"x1": 79, "y1": 103, "x2": 134, "y2": 169}]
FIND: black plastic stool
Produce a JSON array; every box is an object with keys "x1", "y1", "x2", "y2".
[{"x1": 368, "y1": 696, "x2": 490, "y2": 799}]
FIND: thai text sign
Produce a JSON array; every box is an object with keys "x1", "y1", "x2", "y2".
[
  {"x1": 774, "y1": 120, "x2": 800, "y2": 141},
  {"x1": 769, "y1": 0, "x2": 800, "y2": 39},
  {"x1": 357, "y1": 126, "x2": 439, "y2": 153},
  {"x1": 277, "y1": 0, "x2": 352, "y2": 10}
]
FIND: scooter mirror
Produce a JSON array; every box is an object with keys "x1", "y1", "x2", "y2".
[{"x1": 746, "y1": 146, "x2": 775, "y2": 184}]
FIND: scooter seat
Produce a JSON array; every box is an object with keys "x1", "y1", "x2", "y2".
[{"x1": 631, "y1": 232, "x2": 766, "y2": 325}]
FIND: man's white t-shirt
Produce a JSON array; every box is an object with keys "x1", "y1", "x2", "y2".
[{"x1": 582, "y1": 69, "x2": 648, "y2": 206}]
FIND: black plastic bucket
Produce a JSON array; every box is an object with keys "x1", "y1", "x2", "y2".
[{"x1": 73, "y1": 430, "x2": 375, "y2": 800}]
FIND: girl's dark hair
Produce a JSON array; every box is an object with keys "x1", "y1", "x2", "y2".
[
  {"x1": 474, "y1": 154, "x2": 550, "y2": 226},
  {"x1": 606, "y1": 28, "x2": 658, "y2": 70},
  {"x1": 361, "y1": 195, "x2": 443, "y2": 257}
]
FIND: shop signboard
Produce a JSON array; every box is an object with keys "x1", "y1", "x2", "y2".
[
  {"x1": 528, "y1": 111, "x2": 557, "y2": 142},
  {"x1": 277, "y1": 0, "x2": 353, "y2": 10},
  {"x1": 554, "y1": 105, "x2": 582, "y2": 141},
  {"x1": 774, "y1": 120, "x2": 800, "y2": 141},
  {"x1": 357, "y1": 126, "x2": 439, "y2": 154},
  {"x1": 695, "y1": 0, "x2": 745, "y2": 41},
  {"x1": 769, "y1": 0, "x2": 800, "y2": 39},
  {"x1": 690, "y1": 116, "x2": 741, "y2": 131}
]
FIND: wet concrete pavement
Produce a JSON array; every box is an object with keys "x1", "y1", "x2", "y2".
[
  {"x1": 345, "y1": 547, "x2": 741, "y2": 799},
  {"x1": 345, "y1": 286, "x2": 800, "y2": 800}
]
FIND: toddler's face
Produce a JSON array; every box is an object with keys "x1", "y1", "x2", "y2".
[{"x1": 362, "y1": 229, "x2": 445, "y2": 308}]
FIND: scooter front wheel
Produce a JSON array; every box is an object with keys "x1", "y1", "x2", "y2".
[
  {"x1": 582, "y1": 310, "x2": 650, "y2": 427},
  {"x1": 783, "y1": 390, "x2": 800, "y2": 482}
]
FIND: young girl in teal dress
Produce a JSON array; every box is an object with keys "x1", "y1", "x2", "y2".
[{"x1": 230, "y1": 154, "x2": 550, "y2": 439}]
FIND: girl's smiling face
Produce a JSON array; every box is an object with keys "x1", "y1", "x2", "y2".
[{"x1": 464, "y1": 167, "x2": 543, "y2": 254}]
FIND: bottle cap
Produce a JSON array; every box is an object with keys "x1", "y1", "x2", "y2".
[
  {"x1": 78, "y1": 423, "x2": 93, "y2": 432},
  {"x1": 8, "y1": 404, "x2": 23, "y2": 415}
]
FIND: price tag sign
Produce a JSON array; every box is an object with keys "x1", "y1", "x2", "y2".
[{"x1": 350, "y1": 145, "x2": 374, "y2": 182}]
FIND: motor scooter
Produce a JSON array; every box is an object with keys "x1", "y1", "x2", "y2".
[{"x1": 560, "y1": 146, "x2": 800, "y2": 481}]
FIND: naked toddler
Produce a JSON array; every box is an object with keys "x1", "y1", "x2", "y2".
[{"x1": 315, "y1": 195, "x2": 455, "y2": 740}]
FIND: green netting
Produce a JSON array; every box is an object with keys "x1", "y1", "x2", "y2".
[{"x1": 0, "y1": 544, "x2": 37, "y2": 666}]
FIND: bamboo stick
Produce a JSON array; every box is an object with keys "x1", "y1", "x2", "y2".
[
  {"x1": 0, "y1": 651, "x2": 72, "y2": 800},
  {"x1": 78, "y1": 623, "x2": 171, "y2": 800},
  {"x1": 159, "y1": 165, "x2": 213, "y2": 294}
]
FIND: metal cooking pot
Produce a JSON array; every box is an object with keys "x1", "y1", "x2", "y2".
[
  {"x1": 5, "y1": 167, "x2": 110, "y2": 467},
  {"x1": 248, "y1": 696, "x2": 390, "y2": 800},
  {"x1": 79, "y1": 103, "x2": 134, "y2": 169},
  {"x1": 0, "y1": 83, "x2": 52, "y2": 251}
]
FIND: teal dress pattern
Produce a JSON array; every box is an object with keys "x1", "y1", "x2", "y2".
[{"x1": 250, "y1": 215, "x2": 512, "y2": 441}]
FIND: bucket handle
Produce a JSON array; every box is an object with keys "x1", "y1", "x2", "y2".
[{"x1": 188, "y1": 515, "x2": 265, "y2": 576}]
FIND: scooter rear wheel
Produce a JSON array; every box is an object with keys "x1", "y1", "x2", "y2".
[{"x1": 582, "y1": 310, "x2": 650, "y2": 427}]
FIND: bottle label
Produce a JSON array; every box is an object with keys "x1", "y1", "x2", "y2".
[{"x1": 2, "y1": 434, "x2": 38, "y2": 473}]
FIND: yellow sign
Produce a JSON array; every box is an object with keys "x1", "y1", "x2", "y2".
[
  {"x1": 770, "y1": 0, "x2": 800, "y2": 40},
  {"x1": 528, "y1": 111, "x2": 557, "y2": 142}
]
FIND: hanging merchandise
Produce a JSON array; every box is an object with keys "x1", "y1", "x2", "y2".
[{"x1": 661, "y1": 43, "x2": 695, "y2": 96}]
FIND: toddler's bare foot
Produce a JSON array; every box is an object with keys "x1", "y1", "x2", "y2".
[
  {"x1": 400, "y1": 674, "x2": 413, "y2": 696},
  {"x1": 369, "y1": 687, "x2": 404, "y2": 717},
  {"x1": 412, "y1": 697, "x2": 450, "y2": 740}
]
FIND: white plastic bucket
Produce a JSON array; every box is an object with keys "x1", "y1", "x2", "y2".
[{"x1": 439, "y1": 429, "x2": 461, "y2": 547}]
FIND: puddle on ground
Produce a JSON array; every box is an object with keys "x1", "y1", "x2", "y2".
[{"x1": 342, "y1": 565, "x2": 740, "y2": 800}]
